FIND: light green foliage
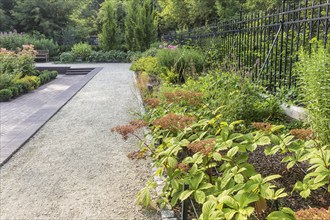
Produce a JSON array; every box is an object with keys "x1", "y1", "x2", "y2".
[
  {"x1": 295, "y1": 43, "x2": 330, "y2": 145},
  {"x1": 71, "y1": 43, "x2": 93, "y2": 61},
  {"x1": 125, "y1": 0, "x2": 157, "y2": 51},
  {"x1": 59, "y1": 52, "x2": 75, "y2": 63},
  {"x1": 130, "y1": 56, "x2": 159, "y2": 76},
  {"x1": 0, "y1": 33, "x2": 59, "y2": 57},
  {"x1": 69, "y1": 0, "x2": 101, "y2": 39},
  {"x1": 99, "y1": 0, "x2": 121, "y2": 50},
  {"x1": 156, "y1": 47, "x2": 204, "y2": 83},
  {"x1": 183, "y1": 71, "x2": 282, "y2": 123}
]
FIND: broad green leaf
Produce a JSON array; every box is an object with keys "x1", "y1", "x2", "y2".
[
  {"x1": 136, "y1": 187, "x2": 151, "y2": 207},
  {"x1": 234, "y1": 174, "x2": 244, "y2": 184},
  {"x1": 223, "y1": 209, "x2": 237, "y2": 220},
  {"x1": 171, "y1": 179, "x2": 179, "y2": 190},
  {"x1": 234, "y1": 192, "x2": 259, "y2": 207},
  {"x1": 167, "y1": 157, "x2": 178, "y2": 168},
  {"x1": 267, "y1": 210, "x2": 295, "y2": 220},
  {"x1": 300, "y1": 189, "x2": 311, "y2": 198},
  {"x1": 170, "y1": 191, "x2": 181, "y2": 206},
  {"x1": 190, "y1": 172, "x2": 205, "y2": 190},
  {"x1": 213, "y1": 152, "x2": 222, "y2": 161},
  {"x1": 219, "y1": 195, "x2": 239, "y2": 209},
  {"x1": 264, "y1": 174, "x2": 281, "y2": 182},
  {"x1": 201, "y1": 200, "x2": 216, "y2": 216},
  {"x1": 256, "y1": 136, "x2": 271, "y2": 146},
  {"x1": 194, "y1": 190, "x2": 206, "y2": 204},
  {"x1": 227, "y1": 146, "x2": 239, "y2": 158},
  {"x1": 179, "y1": 190, "x2": 194, "y2": 201}
]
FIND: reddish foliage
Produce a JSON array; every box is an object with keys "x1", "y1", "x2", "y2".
[
  {"x1": 177, "y1": 163, "x2": 189, "y2": 172},
  {"x1": 164, "y1": 90, "x2": 203, "y2": 106},
  {"x1": 111, "y1": 120, "x2": 147, "y2": 140},
  {"x1": 187, "y1": 138, "x2": 216, "y2": 155},
  {"x1": 252, "y1": 122, "x2": 272, "y2": 132},
  {"x1": 295, "y1": 206, "x2": 330, "y2": 220},
  {"x1": 129, "y1": 120, "x2": 148, "y2": 128},
  {"x1": 153, "y1": 113, "x2": 196, "y2": 132},
  {"x1": 290, "y1": 129, "x2": 314, "y2": 140},
  {"x1": 144, "y1": 98, "x2": 161, "y2": 108},
  {"x1": 127, "y1": 150, "x2": 147, "y2": 160}
]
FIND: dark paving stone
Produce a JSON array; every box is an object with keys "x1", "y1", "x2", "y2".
[{"x1": 0, "y1": 67, "x2": 102, "y2": 166}]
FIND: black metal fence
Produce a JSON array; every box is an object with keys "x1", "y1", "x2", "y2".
[{"x1": 163, "y1": 0, "x2": 330, "y2": 93}]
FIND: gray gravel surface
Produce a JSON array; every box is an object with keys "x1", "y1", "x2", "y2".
[{"x1": 0, "y1": 64, "x2": 160, "y2": 220}]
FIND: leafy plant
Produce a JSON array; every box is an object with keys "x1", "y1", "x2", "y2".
[
  {"x1": 71, "y1": 43, "x2": 92, "y2": 61},
  {"x1": 0, "y1": 89, "x2": 13, "y2": 101},
  {"x1": 294, "y1": 42, "x2": 330, "y2": 145},
  {"x1": 59, "y1": 52, "x2": 75, "y2": 63}
]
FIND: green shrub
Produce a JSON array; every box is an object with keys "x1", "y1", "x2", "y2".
[
  {"x1": 0, "y1": 45, "x2": 37, "y2": 77},
  {"x1": 130, "y1": 56, "x2": 159, "y2": 76},
  {"x1": 0, "y1": 33, "x2": 59, "y2": 57},
  {"x1": 7, "y1": 86, "x2": 20, "y2": 97},
  {"x1": 182, "y1": 71, "x2": 282, "y2": 123},
  {"x1": 14, "y1": 75, "x2": 40, "y2": 92},
  {"x1": 88, "y1": 51, "x2": 106, "y2": 63},
  {"x1": 38, "y1": 70, "x2": 57, "y2": 84},
  {"x1": 0, "y1": 74, "x2": 14, "y2": 90},
  {"x1": 59, "y1": 52, "x2": 75, "y2": 63},
  {"x1": 0, "y1": 89, "x2": 13, "y2": 101},
  {"x1": 295, "y1": 43, "x2": 330, "y2": 144},
  {"x1": 71, "y1": 43, "x2": 93, "y2": 61},
  {"x1": 156, "y1": 48, "x2": 205, "y2": 83}
]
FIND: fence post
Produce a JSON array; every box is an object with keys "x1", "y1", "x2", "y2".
[
  {"x1": 238, "y1": 9, "x2": 243, "y2": 69},
  {"x1": 181, "y1": 184, "x2": 189, "y2": 220},
  {"x1": 278, "y1": 0, "x2": 286, "y2": 89}
]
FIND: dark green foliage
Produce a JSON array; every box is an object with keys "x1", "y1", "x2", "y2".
[
  {"x1": 38, "y1": 70, "x2": 57, "y2": 85},
  {"x1": 7, "y1": 85, "x2": 20, "y2": 97},
  {"x1": 11, "y1": 0, "x2": 75, "y2": 39},
  {"x1": 0, "y1": 89, "x2": 13, "y2": 101},
  {"x1": 59, "y1": 52, "x2": 75, "y2": 63}
]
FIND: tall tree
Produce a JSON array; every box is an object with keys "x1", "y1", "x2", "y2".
[
  {"x1": 125, "y1": 0, "x2": 157, "y2": 51},
  {"x1": 11, "y1": 0, "x2": 75, "y2": 38},
  {"x1": 98, "y1": 0, "x2": 121, "y2": 50}
]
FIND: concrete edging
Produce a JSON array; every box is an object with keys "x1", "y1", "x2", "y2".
[{"x1": 132, "y1": 72, "x2": 177, "y2": 220}]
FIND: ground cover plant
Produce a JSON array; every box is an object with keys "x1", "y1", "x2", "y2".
[
  {"x1": 0, "y1": 45, "x2": 57, "y2": 101},
  {"x1": 111, "y1": 41, "x2": 330, "y2": 219}
]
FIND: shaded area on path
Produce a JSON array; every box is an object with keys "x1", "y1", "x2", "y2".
[{"x1": 0, "y1": 64, "x2": 160, "y2": 219}]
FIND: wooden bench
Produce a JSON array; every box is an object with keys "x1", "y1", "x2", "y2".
[{"x1": 35, "y1": 50, "x2": 49, "y2": 62}]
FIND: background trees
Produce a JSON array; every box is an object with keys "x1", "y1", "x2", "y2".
[{"x1": 0, "y1": 0, "x2": 292, "y2": 51}]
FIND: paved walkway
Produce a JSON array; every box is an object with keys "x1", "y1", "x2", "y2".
[
  {"x1": 0, "y1": 67, "x2": 101, "y2": 165},
  {"x1": 0, "y1": 63, "x2": 159, "y2": 219}
]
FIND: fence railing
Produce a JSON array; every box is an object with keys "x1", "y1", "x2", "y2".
[{"x1": 163, "y1": 0, "x2": 330, "y2": 93}]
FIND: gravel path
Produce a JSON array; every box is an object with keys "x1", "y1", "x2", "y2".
[{"x1": 0, "y1": 64, "x2": 160, "y2": 219}]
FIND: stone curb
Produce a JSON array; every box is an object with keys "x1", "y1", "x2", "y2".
[{"x1": 132, "y1": 72, "x2": 177, "y2": 220}]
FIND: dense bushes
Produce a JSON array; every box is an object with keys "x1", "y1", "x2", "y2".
[
  {"x1": 0, "y1": 32, "x2": 59, "y2": 57},
  {"x1": 59, "y1": 49, "x2": 139, "y2": 63},
  {"x1": 131, "y1": 45, "x2": 206, "y2": 83},
  {"x1": 71, "y1": 43, "x2": 93, "y2": 61},
  {"x1": 0, "y1": 45, "x2": 58, "y2": 101}
]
